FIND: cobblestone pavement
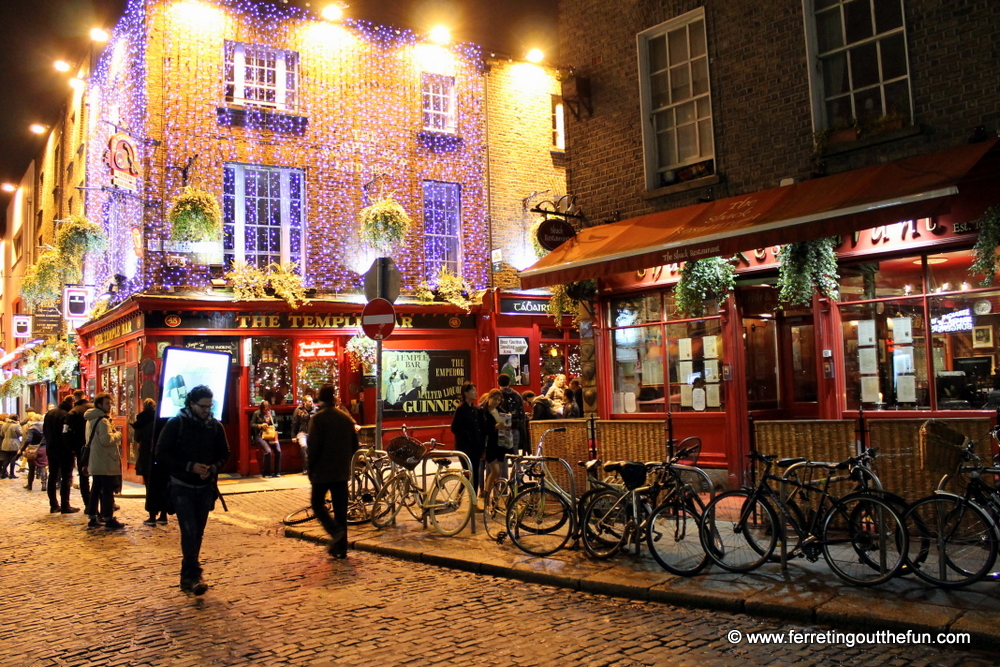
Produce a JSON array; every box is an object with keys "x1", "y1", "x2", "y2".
[{"x1": 3, "y1": 480, "x2": 996, "y2": 666}]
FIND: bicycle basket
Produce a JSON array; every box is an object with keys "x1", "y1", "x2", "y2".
[
  {"x1": 386, "y1": 436, "x2": 427, "y2": 470},
  {"x1": 919, "y1": 420, "x2": 968, "y2": 473}
]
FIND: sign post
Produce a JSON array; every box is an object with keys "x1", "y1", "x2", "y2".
[{"x1": 362, "y1": 297, "x2": 396, "y2": 450}]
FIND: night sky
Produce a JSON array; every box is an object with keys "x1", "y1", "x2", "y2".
[{"x1": 0, "y1": 0, "x2": 557, "y2": 197}]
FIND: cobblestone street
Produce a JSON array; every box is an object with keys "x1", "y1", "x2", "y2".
[{"x1": 3, "y1": 481, "x2": 996, "y2": 666}]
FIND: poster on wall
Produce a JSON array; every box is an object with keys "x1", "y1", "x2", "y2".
[
  {"x1": 857, "y1": 320, "x2": 876, "y2": 347},
  {"x1": 892, "y1": 317, "x2": 913, "y2": 344},
  {"x1": 157, "y1": 347, "x2": 231, "y2": 421},
  {"x1": 381, "y1": 349, "x2": 470, "y2": 416},
  {"x1": 498, "y1": 337, "x2": 530, "y2": 386}
]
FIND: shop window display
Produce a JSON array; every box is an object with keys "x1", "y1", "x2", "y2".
[
  {"x1": 250, "y1": 337, "x2": 292, "y2": 405},
  {"x1": 295, "y1": 340, "x2": 339, "y2": 401},
  {"x1": 928, "y1": 292, "x2": 1000, "y2": 410}
]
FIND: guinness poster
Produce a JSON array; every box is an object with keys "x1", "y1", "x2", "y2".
[{"x1": 381, "y1": 349, "x2": 470, "y2": 416}]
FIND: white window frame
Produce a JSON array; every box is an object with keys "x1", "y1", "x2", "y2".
[
  {"x1": 223, "y1": 163, "x2": 305, "y2": 272},
  {"x1": 225, "y1": 41, "x2": 298, "y2": 111},
  {"x1": 637, "y1": 8, "x2": 715, "y2": 192},
  {"x1": 422, "y1": 180, "x2": 462, "y2": 280},
  {"x1": 421, "y1": 72, "x2": 456, "y2": 134},
  {"x1": 803, "y1": 0, "x2": 913, "y2": 132}
]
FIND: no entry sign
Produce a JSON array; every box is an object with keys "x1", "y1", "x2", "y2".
[{"x1": 361, "y1": 298, "x2": 396, "y2": 340}]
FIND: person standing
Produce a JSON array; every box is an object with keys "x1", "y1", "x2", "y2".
[
  {"x1": 291, "y1": 395, "x2": 316, "y2": 474},
  {"x1": 84, "y1": 393, "x2": 125, "y2": 530},
  {"x1": 307, "y1": 384, "x2": 358, "y2": 559},
  {"x1": 133, "y1": 398, "x2": 168, "y2": 526},
  {"x1": 22, "y1": 410, "x2": 45, "y2": 490},
  {"x1": 156, "y1": 385, "x2": 230, "y2": 595},
  {"x1": 569, "y1": 378, "x2": 585, "y2": 415},
  {"x1": 44, "y1": 396, "x2": 78, "y2": 513},
  {"x1": 497, "y1": 375, "x2": 527, "y2": 456},
  {"x1": 65, "y1": 397, "x2": 93, "y2": 509},
  {"x1": 479, "y1": 389, "x2": 512, "y2": 504},
  {"x1": 450, "y1": 383, "x2": 485, "y2": 494},
  {"x1": 251, "y1": 400, "x2": 281, "y2": 477},
  {"x1": 1, "y1": 414, "x2": 23, "y2": 479}
]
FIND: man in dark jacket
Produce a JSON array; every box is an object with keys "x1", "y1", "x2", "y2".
[
  {"x1": 497, "y1": 374, "x2": 528, "y2": 455},
  {"x1": 44, "y1": 395, "x2": 77, "y2": 513},
  {"x1": 64, "y1": 398, "x2": 92, "y2": 508},
  {"x1": 291, "y1": 395, "x2": 316, "y2": 474},
  {"x1": 156, "y1": 385, "x2": 230, "y2": 595},
  {"x1": 307, "y1": 383, "x2": 359, "y2": 559}
]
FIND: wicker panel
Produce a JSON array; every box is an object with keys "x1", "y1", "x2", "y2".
[
  {"x1": 595, "y1": 420, "x2": 670, "y2": 464},
  {"x1": 868, "y1": 418, "x2": 992, "y2": 502},
  {"x1": 528, "y1": 419, "x2": 590, "y2": 497},
  {"x1": 752, "y1": 420, "x2": 856, "y2": 463}
]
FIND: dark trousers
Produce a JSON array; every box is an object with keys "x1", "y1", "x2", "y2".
[
  {"x1": 73, "y1": 452, "x2": 91, "y2": 507},
  {"x1": 87, "y1": 475, "x2": 116, "y2": 519},
  {"x1": 254, "y1": 437, "x2": 282, "y2": 476},
  {"x1": 47, "y1": 450, "x2": 74, "y2": 510},
  {"x1": 460, "y1": 452, "x2": 483, "y2": 494},
  {"x1": 311, "y1": 481, "x2": 348, "y2": 554},
  {"x1": 170, "y1": 482, "x2": 216, "y2": 582}
]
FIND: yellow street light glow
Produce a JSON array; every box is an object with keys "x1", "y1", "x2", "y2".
[
  {"x1": 54, "y1": 60, "x2": 71, "y2": 72},
  {"x1": 429, "y1": 25, "x2": 451, "y2": 45},
  {"x1": 321, "y1": 4, "x2": 343, "y2": 21},
  {"x1": 1, "y1": 183, "x2": 16, "y2": 193},
  {"x1": 69, "y1": 77, "x2": 86, "y2": 89},
  {"x1": 30, "y1": 124, "x2": 47, "y2": 134},
  {"x1": 526, "y1": 48, "x2": 544, "y2": 63},
  {"x1": 91, "y1": 28, "x2": 110, "y2": 42}
]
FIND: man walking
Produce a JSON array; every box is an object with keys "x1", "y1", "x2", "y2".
[
  {"x1": 43, "y1": 395, "x2": 78, "y2": 513},
  {"x1": 291, "y1": 395, "x2": 316, "y2": 473},
  {"x1": 307, "y1": 383, "x2": 358, "y2": 559},
  {"x1": 84, "y1": 393, "x2": 125, "y2": 530},
  {"x1": 156, "y1": 385, "x2": 230, "y2": 596}
]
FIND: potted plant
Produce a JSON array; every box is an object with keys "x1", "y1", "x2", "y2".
[
  {"x1": 56, "y1": 215, "x2": 108, "y2": 260},
  {"x1": 674, "y1": 256, "x2": 736, "y2": 317},
  {"x1": 777, "y1": 237, "x2": 840, "y2": 307},
  {"x1": 168, "y1": 186, "x2": 223, "y2": 242},
  {"x1": 224, "y1": 261, "x2": 269, "y2": 300},
  {"x1": 969, "y1": 206, "x2": 1000, "y2": 286},
  {"x1": 0, "y1": 374, "x2": 28, "y2": 400},
  {"x1": 813, "y1": 118, "x2": 859, "y2": 157},
  {"x1": 265, "y1": 261, "x2": 310, "y2": 309},
  {"x1": 346, "y1": 333, "x2": 377, "y2": 374},
  {"x1": 359, "y1": 195, "x2": 412, "y2": 255},
  {"x1": 414, "y1": 266, "x2": 477, "y2": 312},
  {"x1": 546, "y1": 279, "x2": 597, "y2": 325},
  {"x1": 21, "y1": 250, "x2": 69, "y2": 309},
  {"x1": 863, "y1": 110, "x2": 907, "y2": 136}
]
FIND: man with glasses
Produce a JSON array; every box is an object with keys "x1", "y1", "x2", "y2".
[{"x1": 156, "y1": 385, "x2": 230, "y2": 596}]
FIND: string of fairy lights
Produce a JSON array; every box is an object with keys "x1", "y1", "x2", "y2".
[{"x1": 83, "y1": 0, "x2": 495, "y2": 299}]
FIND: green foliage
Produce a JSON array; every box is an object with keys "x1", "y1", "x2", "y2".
[
  {"x1": 415, "y1": 266, "x2": 477, "y2": 312},
  {"x1": 266, "y1": 262, "x2": 310, "y2": 310},
  {"x1": 529, "y1": 219, "x2": 548, "y2": 259},
  {"x1": 345, "y1": 334, "x2": 376, "y2": 373},
  {"x1": 674, "y1": 257, "x2": 736, "y2": 317},
  {"x1": 21, "y1": 250, "x2": 70, "y2": 310},
  {"x1": 777, "y1": 237, "x2": 840, "y2": 308},
  {"x1": 969, "y1": 206, "x2": 1000, "y2": 287},
  {"x1": 359, "y1": 196, "x2": 411, "y2": 254},
  {"x1": 0, "y1": 375, "x2": 28, "y2": 399},
  {"x1": 169, "y1": 187, "x2": 223, "y2": 242},
  {"x1": 225, "y1": 261, "x2": 310, "y2": 309},
  {"x1": 546, "y1": 279, "x2": 597, "y2": 326},
  {"x1": 22, "y1": 337, "x2": 79, "y2": 385}
]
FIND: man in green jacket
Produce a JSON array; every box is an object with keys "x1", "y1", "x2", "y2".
[{"x1": 307, "y1": 383, "x2": 359, "y2": 559}]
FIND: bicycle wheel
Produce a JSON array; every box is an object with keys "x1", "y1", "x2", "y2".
[
  {"x1": 483, "y1": 478, "x2": 512, "y2": 539},
  {"x1": 507, "y1": 487, "x2": 575, "y2": 556},
  {"x1": 822, "y1": 494, "x2": 906, "y2": 586},
  {"x1": 699, "y1": 490, "x2": 777, "y2": 573},
  {"x1": 647, "y1": 500, "x2": 707, "y2": 576},
  {"x1": 346, "y1": 470, "x2": 379, "y2": 525},
  {"x1": 428, "y1": 472, "x2": 475, "y2": 536},
  {"x1": 371, "y1": 473, "x2": 405, "y2": 528},
  {"x1": 283, "y1": 504, "x2": 318, "y2": 526},
  {"x1": 581, "y1": 489, "x2": 629, "y2": 559},
  {"x1": 903, "y1": 495, "x2": 998, "y2": 588}
]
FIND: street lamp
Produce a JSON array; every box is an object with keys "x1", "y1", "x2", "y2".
[
  {"x1": 526, "y1": 48, "x2": 544, "y2": 63},
  {"x1": 428, "y1": 25, "x2": 451, "y2": 45},
  {"x1": 90, "y1": 27, "x2": 110, "y2": 42},
  {"x1": 1, "y1": 183, "x2": 16, "y2": 193},
  {"x1": 30, "y1": 124, "x2": 47, "y2": 135},
  {"x1": 321, "y1": 3, "x2": 346, "y2": 21},
  {"x1": 54, "y1": 60, "x2": 71, "y2": 72}
]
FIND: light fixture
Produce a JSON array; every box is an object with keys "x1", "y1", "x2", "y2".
[
  {"x1": 924, "y1": 257, "x2": 948, "y2": 265},
  {"x1": 54, "y1": 60, "x2": 71, "y2": 72},
  {"x1": 90, "y1": 27, "x2": 110, "y2": 42},
  {"x1": 428, "y1": 25, "x2": 451, "y2": 45},
  {"x1": 69, "y1": 77, "x2": 86, "y2": 89},
  {"x1": 30, "y1": 124, "x2": 47, "y2": 135},
  {"x1": 526, "y1": 48, "x2": 544, "y2": 63},
  {"x1": 1, "y1": 183, "x2": 15, "y2": 193},
  {"x1": 321, "y1": 3, "x2": 345, "y2": 21}
]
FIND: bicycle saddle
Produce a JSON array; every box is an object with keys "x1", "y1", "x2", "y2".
[
  {"x1": 776, "y1": 457, "x2": 807, "y2": 468},
  {"x1": 604, "y1": 461, "x2": 647, "y2": 490},
  {"x1": 432, "y1": 457, "x2": 452, "y2": 467}
]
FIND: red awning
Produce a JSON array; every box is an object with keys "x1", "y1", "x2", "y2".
[{"x1": 519, "y1": 139, "x2": 999, "y2": 288}]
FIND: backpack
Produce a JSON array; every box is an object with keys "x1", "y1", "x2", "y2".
[{"x1": 500, "y1": 388, "x2": 525, "y2": 427}]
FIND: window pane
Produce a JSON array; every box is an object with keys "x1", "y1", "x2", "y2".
[
  {"x1": 696, "y1": 96, "x2": 711, "y2": 118},
  {"x1": 880, "y1": 33, "x2": 908, "y2": 80},
  {"x1": 853, "y1": 86, "x2": 883, "y2": 120},
  {"x1": 666, "y1": 319, "x2": 724, "y2": 412},
  {"x1": 677, "y1": 123, "x2": 698, "y2": 161},
  {"x1": 676, "y1": 100, "x2": 696, "y2": 124},
  {"x1": 841, "y1": 258, "x2": 924, "y2": 300},
  {"x1": 648, "y1": 35, "x2": 668, "y2": 72},
  {"x1": 650, "y1": 72, "x2": 670, "y2": 109},
  {"x1": 826, "y1": 95, "x2": 854, "y2": 126},
  {"x1": 926, "y1": 250, "x2": 980, "y2": 293},
  {"x1": 744, "y1": 316, "x2": 779, "y2": 410},
  {"x1": 816, "y1": 7, "x2": 844, "y2": 53},
  {"x1": 610, "y1": 294, "x2": 662, "y2": 327},
  {"x1": 656, "y1": 130, "x2": 675, "y2": 169},
  {"x1": 667, "y1": 27, "x2": 688, "y2": 65},
  {"x1": 689, "y1": 20, "x2": 706, "y2": 57},
  {"x1": 691, "y1": 57, "x2": 709, "y2": 96},
  {"x1": 844, "y1": 0, "x2": 873, "y2": 43},
  {"x1": 874, "y1": 0, "x2": 903, "y2": 33},
  {"x1": 698, "y1": 120, "x2": 713, "y2": 157},
  {"x1": 612, "y1": 326, "x2": 665, "y2": 413},
  {"x1": 929, "y1": 292, "x2": 1000, "y2": 410},
  {"x1": 670, "y1": 64, "x2": 691, "y2": 103},
  {"x1": 849, "y1": 41, "x2": 880, "y2": 89},
  {"x1": 654, "y1": 108, "x2": 674, "y2": 130},
  {"x1": 250, "y1": 338, "x2": 292, "y2": 405},
  {"x1": 822, "y1": 52, "x2": 850, "y2": 96},
  {"x1": 882, "y1": 79, "x2": 910, "y2": 118}
]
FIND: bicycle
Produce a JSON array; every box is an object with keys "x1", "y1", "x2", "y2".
[
  {"x1": 282, "y1": 446, "x2": 392, "y2": 526},
  {"x1": 902, "y1": 424, "x2": 1000, "y2": 588},
  {"x1": 370, "y1": 436, "x2": 475, "y2": 536},
  {"x1": 581, "y1": 442, "x2": 711, "y2": 576},
  {"x1": 699, "y1": 450, "x2": 908, "y2": 586},
  {"x1": 501, "y1": 455, "x2": 577, "y2": 556}
]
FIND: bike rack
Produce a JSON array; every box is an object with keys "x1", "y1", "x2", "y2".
[
  {"x1": 503, "y1": 453, "x2": 579, "y2": 550},
  {"x1": 349, "y1": 447, "x2": 389, "y2": 500},
  {"x1": 416, "y1": 449, "x2": 478, "y2": 534}
]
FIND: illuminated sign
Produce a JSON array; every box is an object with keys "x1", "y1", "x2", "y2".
[
  {"x1": 931, "y1": 308, "x2": 973, "y2": 333},
  {"x1": 105, "y1": 132, "x2": 141, "y2": 192},
  {"x1": 12, "y1": 315, "x2": 32, "y2": 339},
  {"x1": 298, "y1": 341, "x2": 337, "y2": 358}
]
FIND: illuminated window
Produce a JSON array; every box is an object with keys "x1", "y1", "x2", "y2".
[
  {"x1": 223, "y1": 164, "x2": 304, "y2": 270},
  {"x1": 638, "y1": 8, "x2": 715, "y2": 190},
  {"x1": 421, "y1": 72, "x2": 455, "y2": 133},
  {"x1": 807, "y1": 0, "x2": 911, "y2": 130},
  {"x1": 422, "y1": 180, "x2": 461, "y2": 280},
  {"x1": 224, "y1": 41, "x2": 299, "y2": 111},
  {"x1": 552, "y1": 95, "x2": 565, "y2": 150}
]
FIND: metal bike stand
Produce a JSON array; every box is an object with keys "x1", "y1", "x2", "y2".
[
  {"x1": 349, "y1": 447, "x2": 389, "y2": 499},
  {"x1": 514, "y1": 454, "x2": 578, "y2": 549},
  {"x1": 417, "y1": 449, "x2": 477, "y2": 534}
]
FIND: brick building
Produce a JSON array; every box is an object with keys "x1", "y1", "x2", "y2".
[{"x1": 522, "y1": 0, "x2": 1000, "y2": 484}]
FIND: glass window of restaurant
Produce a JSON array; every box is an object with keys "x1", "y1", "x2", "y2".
[
  {"x1": 539, "y1": 327, "x2": 581, "y2": 381},
  {"x1": 840, "y1": 249, "x2": 1000, "y2": 411},
  {"x1": 609, "y1": 291, "x2": 725, "y2": 413},
  {"x1": 250, "y1": 337, "x2": 341, "y2": 407}
]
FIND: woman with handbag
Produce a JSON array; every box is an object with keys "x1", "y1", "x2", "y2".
[
  {"x1": 479, "y1": 389, "x2": 512, "y2": 506},
  {"x1": 23, "y1": 410, "x2": 46, "y2": 490},
  {"x1": 251, "y1": 400, "x2": 281, "y2": 477},
  {"x1": 1, "y1": 413, "x2": 23, "y2": 479}
]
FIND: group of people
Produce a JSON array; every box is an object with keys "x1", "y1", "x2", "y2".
[{"x1": 450, "y1": 372, "x2": 586, "y2": 505}]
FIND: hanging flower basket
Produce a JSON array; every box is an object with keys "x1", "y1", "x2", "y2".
[
  {"x1": 969, "y1": 206, "x2": 1000, "y2": 287},
  {"x1": 21, "y1": 250, "x2": 69, "y2": 309},
  {"x1": 168, "y1": 186, "x2": 223, "y2": 242},
  {"x1": 777, "y1": 237, "x2": 840, "y2": 308},
  {"x1": 56, "y1": 215, "x2": 108, "y2": 260},
  {"x1": 224, "y1": 261, "x2": 310, "y2": 309},
  {"x1": 674, "y1": 256, "x2": 736, "y2": 317},
  {"x1": 546, "y1": 279, "x2": 597, "y2": 326},
  {"x1": 0, "y1": 375, "x2": 28, "y2": 400},
  {"x1": 359, "y1": 195, "x2": 411, "y2": 255},
  {"x1": 346, "y1": 333, "x2": 377, "y2": 373}
]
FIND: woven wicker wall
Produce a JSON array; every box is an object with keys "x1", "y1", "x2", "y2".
[
  {"x1": 752, "y1": 420, "x2": 857, "y2": 462},
  {"x1": 595, "y1": 420, "x2": 671, "y2": 463},
  {"x1": 528, "y1": 419, "x2": 590, "y2": 497},
  {"x1": 868, "y1": 418, "x2": 993, "y2": 502}
]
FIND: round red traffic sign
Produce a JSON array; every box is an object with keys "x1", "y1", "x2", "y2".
[{"x1": 361, "y1": 298, "x2": 396, "y2": 340}]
